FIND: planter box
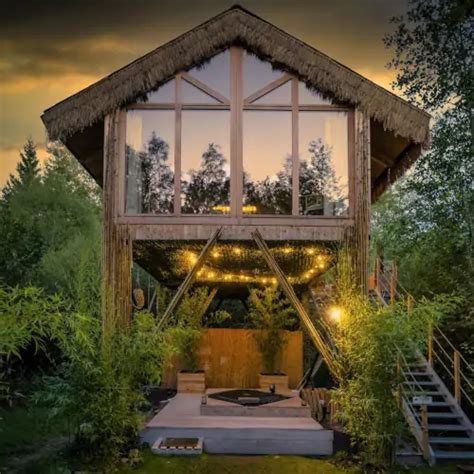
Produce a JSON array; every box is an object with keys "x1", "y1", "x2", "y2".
[
  {"x1": 177, "y1": 371, "x2": 206, "y2": 393},
  {"x1": 258, "y1": 373, "x2": 289, "y2": 392}
]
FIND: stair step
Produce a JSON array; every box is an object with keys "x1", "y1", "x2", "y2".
[
  {"x1": 404, "y1": 372, "x2": 431, "y2": 376},
  {"x1": 430, "y1": 437, "x2": 474, "y2": 445},
  {"x1": 412, "y1": 402, "x2": 452, "y2": 407},
  {"x1": 404, "y1": 381, "x2": 439, "y2": 386},
  {"x1": 433, "y1": 450, "x2": 474, "y2": 460},
  {"x1": 428, "y1": 424, "x2": 472, "y2": 431},
  {"x1": 408, "y1": 391, "x2": 444, "y2": 396},
  {"x1": 423, "y1": 413, "x2": 462, "y2": 419}
]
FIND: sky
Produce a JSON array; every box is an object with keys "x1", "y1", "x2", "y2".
[{"x1": 0, "y1": 0, "x2": 410, "y2": 187}]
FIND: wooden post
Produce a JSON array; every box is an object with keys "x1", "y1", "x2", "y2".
[
  {"x1": 350, "y1": 109, "x2": 370, "y2": 294},
  {"x1": 454, "y1": 350, "x2": 461, "y2": 403},
  {"x1": 420, "y1": 404, "x2": 430, "y2": 462},
  {"x1": 428, "y1": 323, "x2": 433, "y2": 366},
  {"x1": 102, "y1": 111, "x2": 132, "y2": 335},
  {"x1": 375, "y1": 255, "x2": 381, "y2": 294},
  {"x1": 390, "y1": 261, "x2": 398, "y2": 304},
  {"x1": 406, "y1": 294, "x2": 414, "y2": 314},
  {"x1": 396, "y1": 353, "x2": 402, "y2": 409}
]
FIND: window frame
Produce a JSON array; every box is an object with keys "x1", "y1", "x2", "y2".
[{"x1": 122, "y1": 46, "x2": 354, "y2": 220}]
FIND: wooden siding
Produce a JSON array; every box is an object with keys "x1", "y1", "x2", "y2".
[{"x1": 161, "y1": 328, "x2": 303, "y2": 389}]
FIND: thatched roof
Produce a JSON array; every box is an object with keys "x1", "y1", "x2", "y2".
[{"x1": 42, "y1": 5, "x2": 429, "y2": 147}]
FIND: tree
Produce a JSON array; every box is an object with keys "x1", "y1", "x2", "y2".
[
  {"x1": 384, "y1": 0, "x2": 473, "y2": 112},
  {"x1": 375, "y1": 0, "x2": 474, "y2": 352},
  {"x1": 299, "y1": 139, "x2": 345, "y2": 216},
  {"x1": 182, "y1": 143, "x2": 230, "y2": 214},
  {"x1": 2, "y1": 138, "x2": 40, "y2": 201},
  {"x1": 139, "y1": 132, "x2": 174, "y2": 213}
]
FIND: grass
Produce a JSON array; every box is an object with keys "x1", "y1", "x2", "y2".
[
  {"x1": 118, "y1": 451, "x2": 463, "y2": 474},
  {"x1": 0, "y1": 404, "x2": 69, "y2": 469}
]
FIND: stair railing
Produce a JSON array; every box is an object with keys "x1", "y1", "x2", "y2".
[
  {"x1": 428, "y1": 324, "x2": 474, "y2": 408},
  {"x1": 371, "y1": 254, "x2": 473, "y2": 411}
]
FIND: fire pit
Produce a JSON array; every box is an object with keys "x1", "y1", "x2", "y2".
[{"x1": 208, "y1": 389, "x2": 290, "y2": 406}]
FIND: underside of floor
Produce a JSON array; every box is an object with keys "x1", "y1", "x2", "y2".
[{"x1": 141, "y1": 390, "x2": 334, "y2": 455}]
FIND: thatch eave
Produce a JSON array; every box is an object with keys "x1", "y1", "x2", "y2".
[{"x1": 41, "y1": 5, "x2": 430, "y2": 148}]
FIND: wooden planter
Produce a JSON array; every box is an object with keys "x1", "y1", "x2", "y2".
[
  {"x1": 177, "y1": 371, "x2": 206, "y2": 393},
  {"x1": 258, "y1": 373, "x2": 289, "y2": 392}
]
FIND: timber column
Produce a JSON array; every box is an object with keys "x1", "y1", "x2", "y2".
[
  {"x1": 351, "y1": 108, "x2": 371, "y2": 293},
  {"x1": 101, "y1": 111, "x2": 132, "y2": 334}
]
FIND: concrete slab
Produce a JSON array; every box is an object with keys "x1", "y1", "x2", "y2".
[{"x1": 142, "y1": 392, "x2": 333, "y2": 455}]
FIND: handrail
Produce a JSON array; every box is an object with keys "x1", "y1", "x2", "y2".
[
  {"x1": 434, "y1": 325, "x2": 473, "y2": 371},
  {"x1": 372, "y1": 254, "x2": 473, "y2": 408}
]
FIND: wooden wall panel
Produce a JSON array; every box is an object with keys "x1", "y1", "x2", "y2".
[{"x1": 161, "y1": 328, "x2": 303, "y2": 389}]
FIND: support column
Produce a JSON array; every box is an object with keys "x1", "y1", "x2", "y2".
[
  {"x1": 102, "y1": 111, "x2": 132, "y2": 334},
  {"x1": 350, "y1": 108, "x2": 371, "y2": 294}
]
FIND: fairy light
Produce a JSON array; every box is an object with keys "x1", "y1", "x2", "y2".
[
  {"x1": 306, "y1": 248, "x2": 316, "y2": 255},
  {"x1": 207, "y1": 271, "x2": 215, "y2": 279},
  {"x1": 211, "y1": 250, "x2": 220, "y2": 259},
  {"x1": 233, "y1": 247, "x2": 242, "y2": 256}
]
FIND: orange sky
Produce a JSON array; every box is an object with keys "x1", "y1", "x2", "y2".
[{"x1": 0, "y1": 0, "x2": 409, "y2": 187}]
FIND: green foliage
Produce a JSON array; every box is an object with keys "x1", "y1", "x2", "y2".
[
  {"x1": 0, "y1": 141, "x2": 101, "y2": 293},
  {"x1": 247, "y1": 287, "x2": 297, "y2": 374},
  {"x1": 326, "y1": 250, "x2": 462, "y2": 468},
  {"x1": 1, "y1": 138, "x2": 40, "y2": 201},
  {"x1": 0, "y1": 286, "x2": 173, "y2": 466},
  {"x1": 168, "y1": 287, "x2": 229, "y2": 372},
  {"x1": 384, "y1": 0, "x2": 473, "y2": 112}
]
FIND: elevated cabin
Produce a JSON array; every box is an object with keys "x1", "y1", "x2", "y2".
[{"x1": 41, "y1": 6, "x2": 429, "y2": 329}]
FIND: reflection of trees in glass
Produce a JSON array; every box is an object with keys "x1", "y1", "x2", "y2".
[
  {"x1": 182, "y1": 143, "x2": 230, "y2": 214},
  {"x1": 243, "y1": 156, "x2": 292, "y2": 215},
  {"x1": 126, "y1": 131, "x2": 174, "y2": 213},
  {"x1": 299, "y1": 139, "x2": 346, "y2": 216}
]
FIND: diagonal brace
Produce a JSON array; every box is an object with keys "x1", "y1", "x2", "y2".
[
  {"x1": 157, "y1": 227, "x2": 222, "y2": 330},
  {"x1": 252, "y1": 229, "x2": 337, "y2": 375}
]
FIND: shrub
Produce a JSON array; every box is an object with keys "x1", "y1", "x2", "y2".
[
  {"x1": 247, "y1": 287, "x2": 297, "y2": 374},
  {"x1": 0, "y1": 285, "x2": 173, "y2": 466},
  {"x1": 325, "y1": 250, "x2": 462, "y2": 468},
  {"x1": 167, "y1": 287, "x2": 229, "y2": 372}
]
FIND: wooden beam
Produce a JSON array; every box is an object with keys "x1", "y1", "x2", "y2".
[
  {"x1": 252, "y1": 229, "x2": 337, "y2": 375},
  {"x1": 156, "y1": 227, "x2": 222, "y2": 329},
  {"x1": 244, "y1": 74, "x2": 292, "y2": 104},
  {"x1": 182, "y1": 72, "x2": 230, "y2": 105}
]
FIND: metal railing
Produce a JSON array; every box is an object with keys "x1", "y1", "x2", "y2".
[{"x1": 371, "y1": 255, "x2": 474, "y2": 411}]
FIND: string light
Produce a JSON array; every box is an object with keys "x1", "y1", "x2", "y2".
[
  {"x1": 306, "y1": 248, "x2": 316, "y2": 255},
  {"x1": 211, "y1": 250, "x2": 220, "y2": 259},
  {"x1": 327, "y1": 305, "x2": 344, "y2": 323},
  {"x1": 233, "y1": 247, "x2": 242, "y2": 256}
]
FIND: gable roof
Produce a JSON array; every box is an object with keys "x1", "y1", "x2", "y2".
[{"x1": 42, "y1": 5, "x2": 429, "y2": 146}]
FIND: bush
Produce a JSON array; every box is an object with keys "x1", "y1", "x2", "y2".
[
  {"x1": 167, "y1": 287, "x2": 229, "y2": 372},
  {"x1": 0, "y1": 285, "x2": 173, "y2": 466},
  {"x1": 247, "y1": 287, "x2": 297, "y2": 374},
  {"x1": 325, "y1": 250, "x2": 462, "y2": 468}
]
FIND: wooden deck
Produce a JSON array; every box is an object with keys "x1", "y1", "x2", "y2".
[{"x1": 141, "y1": 391, "x2": 334, "y2": 455}]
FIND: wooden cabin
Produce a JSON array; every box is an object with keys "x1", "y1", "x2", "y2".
[{"x1": 41, "y1": 5, "x2": 429, "y2": 341}]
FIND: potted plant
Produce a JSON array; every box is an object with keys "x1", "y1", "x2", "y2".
[
  {"x1": 170, "y1": 287, "x2": 229, "y2": 393},
  {"x1": 247, "y1": 287, "x2": 297, "y2": 391}
]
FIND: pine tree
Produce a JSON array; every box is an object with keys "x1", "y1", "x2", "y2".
[{"x1": 2, "y1": 138, "x2": 40, "y2": 201}]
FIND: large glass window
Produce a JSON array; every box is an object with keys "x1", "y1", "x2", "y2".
[
  {"x1": 125, "y1": 47, "x2": 350, "y2": 218},
  {"x1": 125, "y1": 110, "x2": 174, "y2": 214},
  {"x1": 299, "y1": 111, "x2": 348, "y2": 216},
  {"x1": 181, "y1": 111, "x2": 230, "y2": 214},
  {"x1": 243, "y1": 111, "x2": 292, "y2": 215}
]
